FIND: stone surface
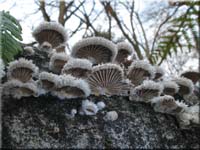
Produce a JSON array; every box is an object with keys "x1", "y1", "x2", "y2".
[{"x1": 1, "y1": 95, "x2": 200, "y2": 149}]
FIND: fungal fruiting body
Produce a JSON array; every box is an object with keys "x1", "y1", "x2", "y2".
[
  {"x1": 103, "y1": 111, "x2": 118, "y2": 121},
  {"x1": 127, "y1": 60, "x2": 154, "y2": 85},
  {"x1": 153, "y1": 66, "x2": 164, "y2": 80},
  {"x1": 54, "y1": 44, "x2": 66, "y2": 53},
  {"x1": 151, "y1": 95, "x2": 183, "y2": 114},
  {"x1": 3, "y1": 80, "x2": 38, "y2": 99},
  {"x1": 96, "y1": 101, "x2": 106, "y2": 110},
  {"x1": 39, "y1": 72, "x2": 60, "y2": 91},
  {"x1": 173, "y1": 77, "x2": 194, "y2": 96},
  {"x1": 23, "y1": 46, "x2": 35, "y2": 56},
  {"x1": 52, "y1": 75, "x2": 91, "y2": 99},
  {"x1": 180, "y1": 70, "x2": 200, "y2": 84},
  {"x1": 130, "y1": 80, "x2": 163, "y2": 102},
  {"x1": 33, "y1": 21, "x2": 68, "y2": 50},
  {"x1": 80, "y1": 99, "x2": 98, "y2": 115},
  {"x1": 61, "y1": 58, "x2": 92, "y2": 78},
  {"x1": 162, "y1": 81, "x2": 179, "y2": 96},
  {"x1": 7, "y1": 58, "x2": 38, "y2": 83},
  {"x1": 115, "y1": 42, "x2": 133, "y2": 64},
  {"x1": 49, "y1": 52, "x2": 69, "y2": 74},
  {"x1": 87, "y1": 63, "x2": 125, "y2": 96},
  {"x1": 71, "y1": 37, "x2": 117, "y2": 65}
]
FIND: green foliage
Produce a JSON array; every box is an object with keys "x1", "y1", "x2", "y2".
[
  {"x1": 150, "y1": 1, "x2": 199, "y2": 65},
  {"x1": 0, "y1": 11, "x2": 23, "y2": 64}
]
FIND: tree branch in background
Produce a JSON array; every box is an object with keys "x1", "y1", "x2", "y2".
[
  {"x1": 58, "y1": 0, "x2": 66, "y2": 25},
  {"x1": 39, "y1": 0, "x2": 51, "y2": 22}
]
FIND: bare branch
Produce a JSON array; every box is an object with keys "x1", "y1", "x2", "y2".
[{"x1": 39, "y1": 0, "x2": 51, "y2": 21}]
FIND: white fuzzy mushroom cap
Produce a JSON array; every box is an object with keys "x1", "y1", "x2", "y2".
[
  {"x1": 33, "y1": 21, "x2": 68, "y2": 42},
  {"x1": 81, "y1": 99, "x2": 98, "y2": 115},
  {"x1": 24, "y1": 46, "x2": 35, "y2": 55},
  {"x1": 55, "y1": 75, "x2": 91, "y2": 97},
  {"x1": 92, "y1": 63, "x2": 124, "y2": 78},
  {"x1": 117, "y1": 42, "x2": 133, "y2": 54},
  {"x1": 71, "y1": 37, "x2": 117, "y2": 62},
  {"x1": 39, "y1": 72, "x2": 60, "y2": 85},
  {"x1": 154, "y1": 66, "x2": 165, "y2": 76},
  {"x1": 162, "y1": 81, "x2": 179, "y2": 93},
  {"x1": 151, "y1": 95, "x2": 175, "y2": 104},
  {"x1": 49, "y1": 52, "x2": 69, "y2": 70},
  {"x1": 3, "y1": 80, "x2": 38, "y2": 99},
  {"x1": 62, "y1": 58, "x2": 92, "y2": 72},
  {"x1": 96, "y1": 101, "x2": 106, "y2": 110},
  {"x1": 173, "y1": 77, "x2": 194, "y2": 95},
  {"x1": 127, "y1": 60, "x2": 155, "y2": 78},
  {"x1": 138, "y1": 80, "x2": 164, "y2": 93},
  {"x1": 7, "y1": 58, "x2": 39, "y2": 78},
  {"x1": 104, "y1": 111, "x2": 118, "y2": 121}
]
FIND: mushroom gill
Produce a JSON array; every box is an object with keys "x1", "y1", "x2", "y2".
[
  {"x1": 3, "y1": 80, "x2": 38, "y2": 99},
  {"x1": 180, "y1": 70, "x2": 200, "y2": 84},
  {"x1": 151, "y1": 95, "x2": 180, "y2": 114},
  {"x1": 87, "y1": 63, "x2": 125, "y2": 96},
  {"x1": 49, "y1": 52, "x2": 70, "y2": 74},
  {"x1": 173, "y1": 77, "x2": 194, "y2": 96},
  {"x1": 61, "y1": 58, "x2": 92, "y2": 78},
  {"x1": 7, "y1": 58, "x2": 38, "y2": 83},
  {"x1": 32, "y1": 21, "x2": 68, "y2": 50},
  {"x1": 162, "y1": 81, "x2": 179, "y2": 96},
  {"x1": 115, "y1": 42, "x2": 133, "y2": 64},
  {"x1": 52, "y1": 75, "x2": 91, "y2": 99},
  {"x1": 127, "y1": 60, "x2": 155, "y2": 86},
  {"x1": 39, "y1": 72, "x2": 60, "y2": 91},
  {"x1": 71, "y1": 37, "x2": 117, "y2": 65},
  {"x1": 153, "y1": 66, "x2": 164, "y2": 80},
  {"x1": 130, "y1": 80, "x2": 163, "y2": 102}
]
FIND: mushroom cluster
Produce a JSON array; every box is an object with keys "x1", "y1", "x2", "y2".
[{"x1": 1, "y1": 22, "x2": 199, "y2": 127}]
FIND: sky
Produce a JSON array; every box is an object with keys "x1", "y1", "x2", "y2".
[{"x1": 0, "y1": 0, "x2": 198, "y2": 74}]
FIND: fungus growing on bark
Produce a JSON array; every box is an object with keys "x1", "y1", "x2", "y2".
[
  {"x1": 130, "y1": 80, "x2": 163, "y2": 102},
  {"x1": 173, "y1": 77, "x2": 194, "y2": 96},
  {"x1": 127, "y1": 60, "x2": 154, "y2": 85},
  {"x1": 39, "y1": 72, "x2": 60, "y2": 91},
  {"x1": 115, "y1": 42, "x2": 133, "y2": 64},
  {"x1": 71, "y1": 37, "x2": 117, "y2": 65},
  {"x1": 33, "y1": 21, "x2": 68, "y2": 50},
  {"x1": 87, "y1": 63, "x2": 125, "y2": 96},
  {"x1": 180, "y1": 70, "x2": 200, "y2": 84},
  {"x1": 162, "y1": 81, "x2": 179, "y2": 96},
  {"x1": 151, "y1": 95, "x2": 181, "y2": 114},
  {"x1": 61, "y1": 58, "x2": 92, "y2": 78},
  {"x1": 153, "y1": 66, "x2": 164, "y2": 80},
  {"x1": 49, "y1": 52, "x2": 70, "y2": 74},
  {"x1": 80, "y1": 99, "x2": 98, "y2": 115},
  {"x1": 7, "y1": 58, "x2": 38, "y2": 83},
  {"x1": 52, "y1": 75, "x2": 91, "y2": 99},
  {"x1": 3, "y1": 80, "x2": 38, "y2": 99}
]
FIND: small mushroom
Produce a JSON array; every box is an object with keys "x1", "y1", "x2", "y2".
[
  {"x1": 49, "y1": 52, "x2": 70, "y2": 74},
  {"x1": 173, "y1": 77, "x2": 194, "y2": 96},
  {"x1": 87, "y1": 63, "x2": 125, "y2": 96},
  {"x1": 153, "y1": 66, "x2": 165, "y2": 80},
  {"x1": 180, "y1": 70, "x2": 200, "y2": 84},
  {"x1": 52, "y1": 75, "x2": 91, "y2": 99},
  {"x1": 81, "y1": 99, "x2": 98, "y2": 115},
  {"x1": 127, "y1": 60, "x2": 155, "y2": 85},
  {"x1": 7, "y1": 58, "x2": 38, "y2": 83},
  {"x1": 162, "y1": 81, "x2": 179, "y2": 96},
  {"x1": 54, "y1": 44, "x2": 66, "y2": 53},
  {"x1": 71, "y1": 37, "x2": 117, "y2": 65},
  {"x1": 115, "y1": 42, "x2": 133, "y2": 64},
  {"x1": 33, "y1": 21, "x2": 68, "y2": 50},
  {"x1": 130, "y1": 80, "x2": 163, "y2": 102},
  {"x1": 61, "y1": 58, "x2": 92, "y2": 78}
]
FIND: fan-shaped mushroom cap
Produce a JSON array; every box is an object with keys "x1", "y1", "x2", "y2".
[
  {"x1": 33, "y1": 21, "x2": 68, "y2": 49},
  {"x1": 49, "y1": 52, "x2": 70, "y2": 74},
  {"x1": 39, "y1": 72, "x2": 60, "y2": 91},
  {"x1": 80, "y1": 99, "x2": 98, "y2": 115},
  {"x1": 3, "y1": 80, "x2": 38, "y2": 99},
  {"x1": 87, "y1": 63, "x2": 125, "y2": 96},
  {"x1": 7, "y1": 58, "x2": 38, "y2": 83},
  {"x1": 180, "y1": 70, "x2": 200, "y2": 84},
  {"x1": 127, "y1": 60, "x2": 155, "y2": 85},
  {"x1": 24, "y1": 46, "x2": 35, "y2": 56},
  {"x1": 130, "y1": 80, "x2": 163, "y2": 102},
  {"x1": 54, "y1": 44, "x2": 66, "y2": 53},
  {"x1": 162, "y1": 81, "x2": 179, "y2": 96},
  {"x1": 61, "y1": 58, "x2": 92, "y2": 78},
  {"x1": 52, "y1": 75, "x2": 91, "y2": 99},
  {"x1": 153, "y1": 66, "x2": 165, "y2": 80},
  {"x1": 151, "y1": 95, "x2": 181, "y2": 114},
  {"x1": 115, "y1": 42, "x2": 133, "y2": 63},
  {"x1": 71, "y1": 37, "x2": 117, "y2": 65},
  {"x1": 173, "y1": 77, "x2": 194, "y2": 96}
]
